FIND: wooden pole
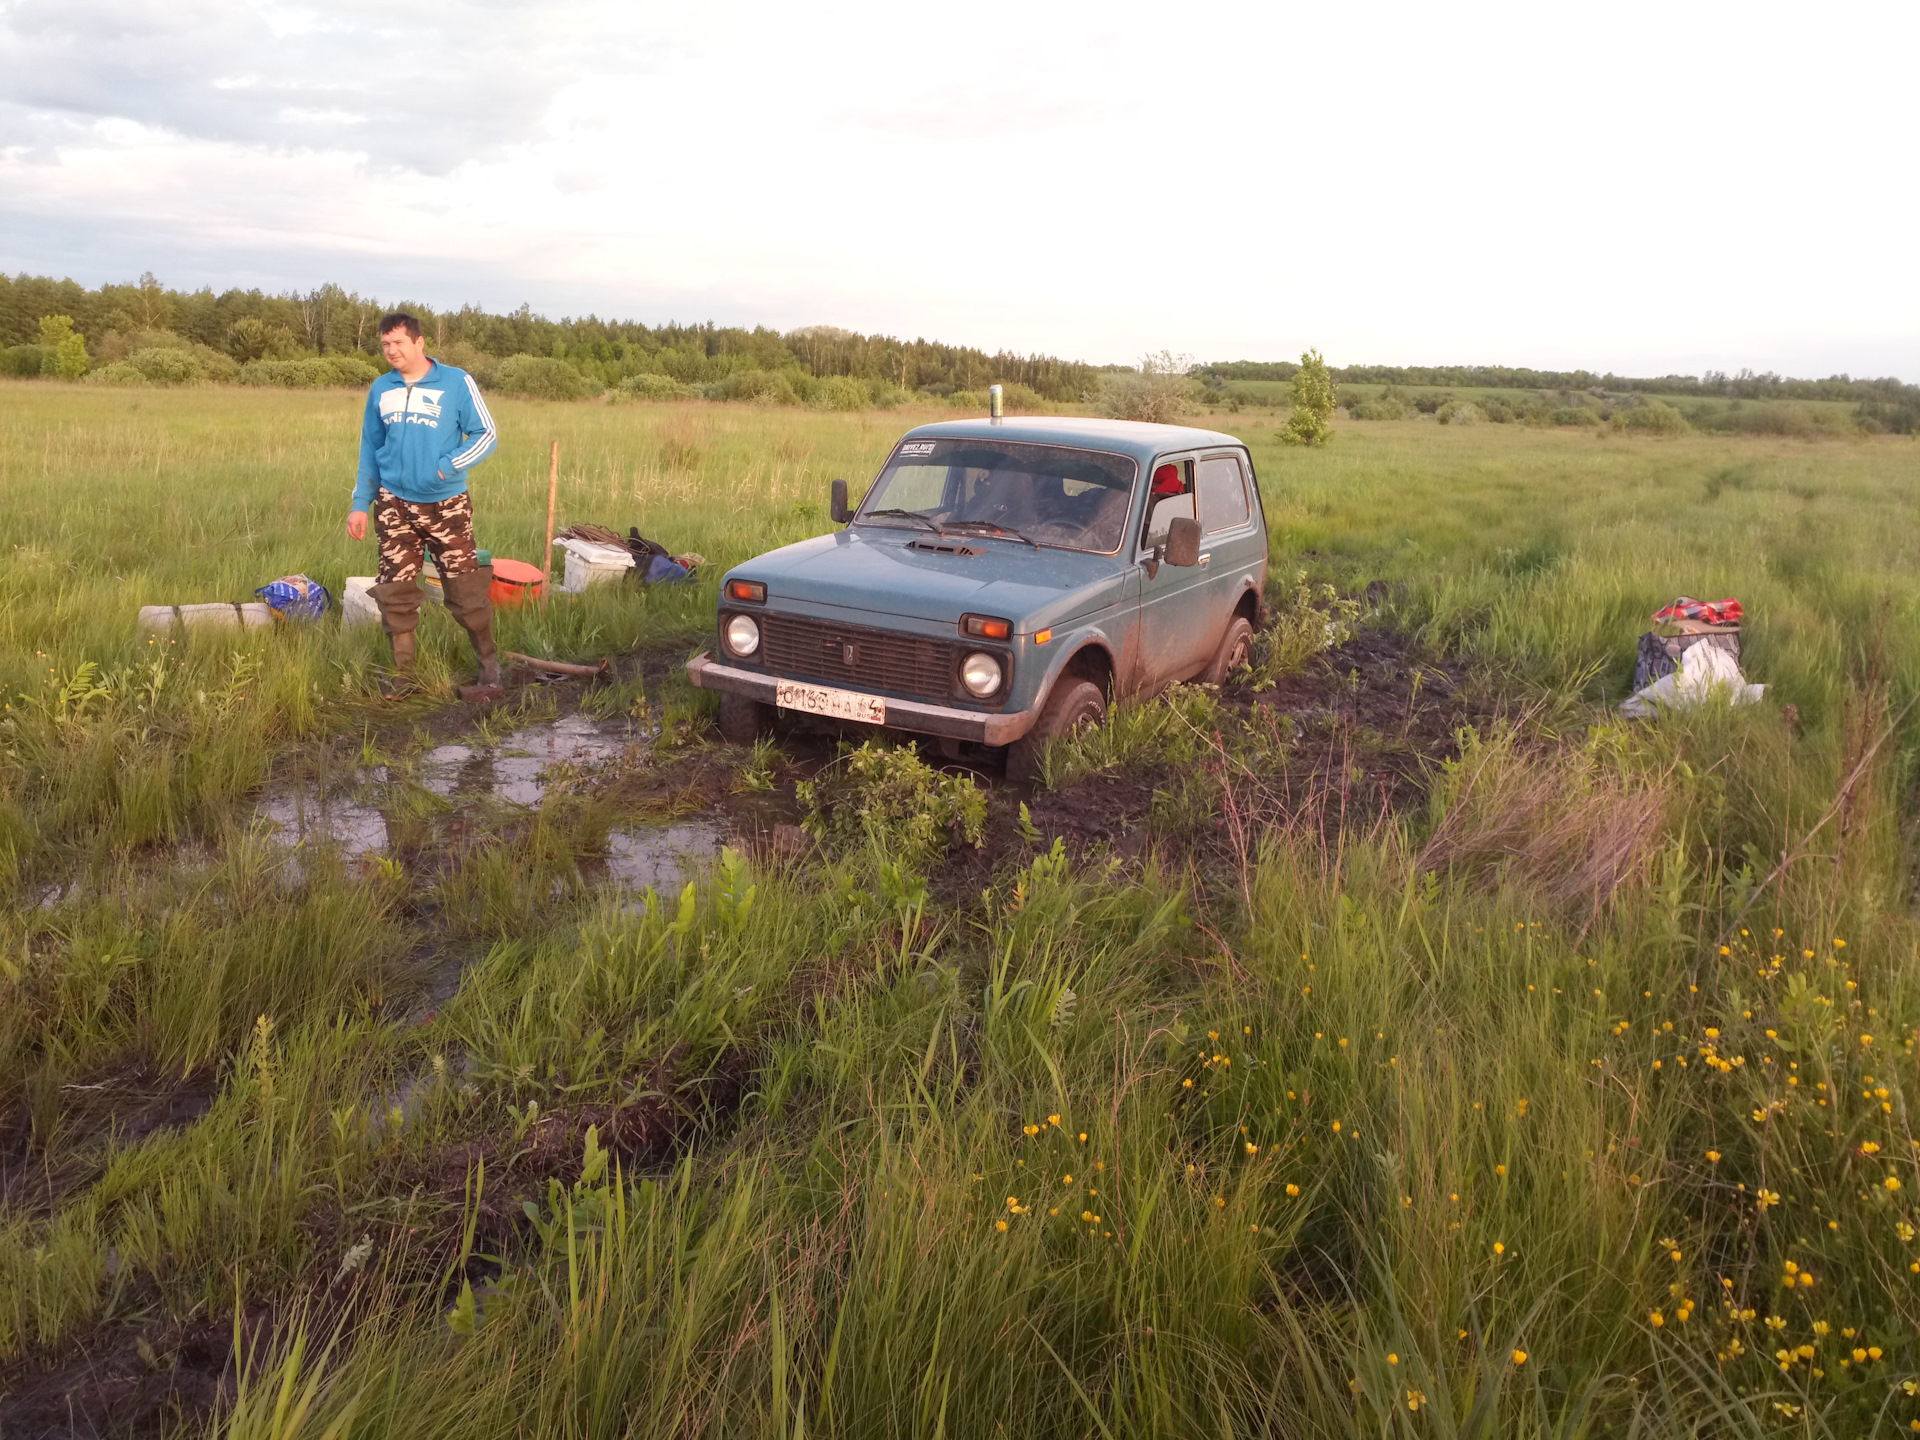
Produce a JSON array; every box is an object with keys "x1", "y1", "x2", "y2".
[{"x1": 542, "y1": 440, "x2": 560, "y2": 593}]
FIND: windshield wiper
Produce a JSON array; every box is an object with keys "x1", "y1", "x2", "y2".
[
  {"x1": 860, "y1": 508, "x2": 942, "y2": 534},
  {"x1": 939, "y1": 519, "x2": 1040, "y2": 548}
]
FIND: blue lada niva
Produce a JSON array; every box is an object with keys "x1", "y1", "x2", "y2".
[{"x1": 686, "y1": 416, "x2": 1268, "y2": 778}]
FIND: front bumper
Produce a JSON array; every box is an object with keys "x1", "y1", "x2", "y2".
[{"x1": 686, "y1": 652, "x2": 1038, "y2": 746}]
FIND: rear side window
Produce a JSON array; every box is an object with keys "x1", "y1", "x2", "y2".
[{"x1": 1196, "y1": 455, "x2": 1250, "y2": 533}]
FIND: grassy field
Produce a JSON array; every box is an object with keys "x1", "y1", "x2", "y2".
[{"x1": 1, "y1": 382, "x2": 1919, "y2": 1437}]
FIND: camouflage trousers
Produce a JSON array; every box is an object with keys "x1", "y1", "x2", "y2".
[{"x1": 374, "y1": 488, "x2": 480, "y2": 584}]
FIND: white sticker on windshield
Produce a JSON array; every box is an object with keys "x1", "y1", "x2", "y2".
[{"x1": 899, "y1": 442, "x2": 936, "y2": 456}]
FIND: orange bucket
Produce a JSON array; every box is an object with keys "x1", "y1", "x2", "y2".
[{"x1": 488, "y1": 557, "x2": 546, "y2": 607}]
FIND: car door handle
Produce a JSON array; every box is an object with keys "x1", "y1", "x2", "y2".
[{"x1": 1198, "y1": 552, "x2": 1211, "y2": 567}]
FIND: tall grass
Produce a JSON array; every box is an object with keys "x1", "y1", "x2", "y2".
[{"x1": 1, "y1": 386, "x2": 1917, "y2": 1435}]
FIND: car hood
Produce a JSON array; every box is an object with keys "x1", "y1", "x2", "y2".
[{"x1": 726, "y1": 529, "x2": 1125, "y2": 632}]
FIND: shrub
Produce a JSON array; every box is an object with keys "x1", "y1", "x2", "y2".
[
  {"x1": 798, "y1": 740, "x2": 985, "y2": 865},
  {"x1": 1437, "y1": 401, "x2": 1484, "y2": 426},
  {"x1": 239, "y1": 355, "x2": 378, "y2": 388},
  {"x1": 1856, "y1": 399, "x2": 1919, "y2": 435},
  {"x1": 997, "y1": 381, "x2": 1046, "y2": 413},
  {"x1": 619, "y1": 372, "x2": 698, "y2": 401},
  {"x1": 1609, "y1": 399, "x2": 1690, "y2": 435},
  {"x1": 2, "y1": 345, "x2": 46, "y2": 377},
  {"x1": 812, "y1": 375, "x2": 869, "y2": 411},
  {"x1": 1236, "y1": 572, "x2": 1361, "y2": 689},
  {"x1": 82, "y1": 361, "x2": 150, "y2": 387},
  {"x1": 1347, "y1": 386, "x2": 1407, "y2": 421},
  {"x1": 492, "y1": 355, "x2": 598, "y2": 400},
  {"x1": 1550, "y1": 405, "x2": 1601, "y2": 426},
  {"x1": 704, "y1": 369, "x2": 799, "y2": 405},
  {"x1": 88, "y1": 344, "x2": 238, "y2": 386},
  {"x1": 948, "y1": 389, "x2": 986, "y2": 409},
  {"x1": 1095, "y1": 350, "x2": 1197, "y2": 423},
  {"x1": 1280, "y1": 348, "x2": 1335, "y2": 445}
]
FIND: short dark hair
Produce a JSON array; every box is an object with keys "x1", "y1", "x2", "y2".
[{"x1": 379, "y1": 312, "x2": 422, "y2": 340}]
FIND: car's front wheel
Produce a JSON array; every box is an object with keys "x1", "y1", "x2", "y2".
[
  {"x1": 1005, "y1": 677, "x2": 1106, "y2": 783},
  {"x1": 717, "y1": 690, "x2": 774, "y2": 744}
]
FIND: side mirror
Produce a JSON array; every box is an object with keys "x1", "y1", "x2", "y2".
[
  {"x1": 830, "y1": 478, "x2": 852, "y2": 524},
  {"x1": 1164, "y1": 516, "x2": 1202, "y2": 567}
]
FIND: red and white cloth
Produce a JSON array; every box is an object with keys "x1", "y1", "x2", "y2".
[{"x1": 1652, "y1": 597, "x2": 1742, "y2": 628}]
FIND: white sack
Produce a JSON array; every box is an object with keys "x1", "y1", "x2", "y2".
[{"x1": 1620, "y1": 639, "x2": 1765, "y2": 717}]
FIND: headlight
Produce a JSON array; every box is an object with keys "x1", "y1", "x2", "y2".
[
  {"x1": 960, "y1": 651, "x2": 1003, "y2": 698},
  {"x1": 725, "y1": 614, "x2": 761, "y2": 657}
]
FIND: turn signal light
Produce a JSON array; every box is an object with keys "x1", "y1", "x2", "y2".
[
  {"x1": 1033, "y1": 629, "x2": 1053, "y2": 646},
  {"x1": 725, "y1": 579, "x2": 767, "y2": 604},
  {"x1": 961, "y1": 613, "x2": 1011, "y2": 640}
]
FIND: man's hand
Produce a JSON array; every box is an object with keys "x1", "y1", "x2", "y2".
[{"x1": 347, "y1": 510, "x2": 370, "y2": 541}]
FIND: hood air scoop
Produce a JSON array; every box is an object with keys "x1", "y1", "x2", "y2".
[{"x1": 906, "y1": 538, "x2": 983, "y2": 557}]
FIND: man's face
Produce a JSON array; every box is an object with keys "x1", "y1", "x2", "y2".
[{"x1": 381, "y1": 326, "x2": 427, "y2": 373}]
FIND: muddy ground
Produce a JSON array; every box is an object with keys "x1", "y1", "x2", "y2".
[{"x1": 0, "y1": 622, "x2": 1504, "y2": 1437}]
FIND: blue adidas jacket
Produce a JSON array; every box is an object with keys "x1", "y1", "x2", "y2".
[{"x1": 352, "y1": 361, "x2": 498, "y2": 512}]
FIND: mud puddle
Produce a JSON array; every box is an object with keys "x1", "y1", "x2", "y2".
[{"x1": 421, "y1": 713, "x2": 650, "y2": 806}]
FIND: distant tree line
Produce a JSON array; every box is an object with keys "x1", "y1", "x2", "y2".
[
  {"x1": 1196, "y1": 358, "x2": 1918, "y2": 407},
  {"x1": 0, "y1": 272, "x2": 1102, "y2": 402}
]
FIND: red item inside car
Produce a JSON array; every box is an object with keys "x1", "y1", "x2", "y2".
[{"x1": 1151, "y1": 463, "x2": 1183, "y2": 495}]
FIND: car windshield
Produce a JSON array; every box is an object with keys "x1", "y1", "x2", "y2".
[{"x1": 856, "y1": 439, "x2": 1138, "y2": 553}]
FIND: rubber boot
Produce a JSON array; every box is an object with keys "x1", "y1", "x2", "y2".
[
  {"x1": 369, "y1": 580, "x2": 425, "y2": 696},
  {"x1": 443, "y1": 569, "x2": 505, "y2": 700}
]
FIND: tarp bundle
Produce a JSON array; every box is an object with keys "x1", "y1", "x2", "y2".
[{"x1": 1621, "y1": 596, "x2": 1763, "y2": 717}]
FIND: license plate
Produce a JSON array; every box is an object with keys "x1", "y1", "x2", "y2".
[{"x1": 775, "y1": 680, "x2": 886, "y2": 724}]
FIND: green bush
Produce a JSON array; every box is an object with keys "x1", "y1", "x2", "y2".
[
  {"x1": 619, "y1": 372, "x2": 698, "y2": 401},
  {"x1": 1610, "y1": 399, "x2": 1690, "y2": 435},
  {"x1": 798, "y1": 740, "x2": 986, "y2": 865},
  {"x1": 2, "y1": 345, "x2": 45, "y2": 378},
  {"x1": 704, "y1": 369, "x2": 800, "y2": 405},
  {"x1": 492, "y1": 354, "x2": 599, "y2": 400},
  {"x1": 85, "y1": 344, "x2": 239, "y2": 386},
  {"x1": 811, "y1": 375, "x2": 869, "y2": 411},
  {"x1": 1550, "y1": 405, "x2": 1601, "y2": 426},
  {"x1": 81, "y1": 361, "x2": 150, "y2": 387},
  {"x1": 1095, "y1": 351, "x2": 1197, "y2": 424},
  {"x1": 1436, "y1": 400, "x2": 1484, "y2": 426},
  {"x1": 1348, "y1": 386, "x2": 1408, "y2": 421},
  {"x1": 238, "y1": 355, "x2": 378, "y2": 389}
]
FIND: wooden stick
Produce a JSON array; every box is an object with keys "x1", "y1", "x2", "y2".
[
  {"x1": 542, "y1": 440, "x2": 560, "y2": 589},
  {"x1": 503, "y1": 651, "x2": 610, "y2": 678}
]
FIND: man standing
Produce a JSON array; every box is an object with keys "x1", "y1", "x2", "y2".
[{"x1": 347, "y1": 313, "x2": 503, "y2": 697}]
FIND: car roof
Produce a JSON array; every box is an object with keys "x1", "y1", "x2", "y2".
[{"x1": 899, "y1": 415, "x2": 1248, "y2": 463}]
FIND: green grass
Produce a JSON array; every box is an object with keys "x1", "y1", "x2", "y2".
[{"x1": 1, "y1": 381, "x2": 1919, "y2": 1437}]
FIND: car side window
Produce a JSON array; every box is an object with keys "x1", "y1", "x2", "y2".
[
  {"x1": 1140, "y1": 458, "x2": 1195, "y2": 551},
  {"x1": 1196, "y1": 455, "x2": 1251, "y2": 534}
]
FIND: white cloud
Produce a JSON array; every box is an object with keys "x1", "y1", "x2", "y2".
[{"x1": 0, "y1": 0, "x2": 1914, "y2": 376}]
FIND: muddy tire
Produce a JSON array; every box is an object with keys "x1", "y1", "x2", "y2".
[
  {"x1": 718, "y1": 690, "x2": 774, "y2": 744},
  {"x1": 1203, "y1": 616, "x2": 1256, "y2": 687},
  {"x1": 1005, "y1": 677, "x2": 1106, "y2": 783}
]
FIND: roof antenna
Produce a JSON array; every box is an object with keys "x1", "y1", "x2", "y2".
[{"x1": 988, "y1": 383, "x2": 1003, "y2": 424}]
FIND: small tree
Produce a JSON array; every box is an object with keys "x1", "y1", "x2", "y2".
[
  {"x1": 1281, "y1": 348, "x2": 1336, "y2": 446},
  {"x1": 1094, "y1": 350, "x2": 1197, "y2": 423},
  {"x1": 38, "y1": 316, "x2": 88, "y2": 379}
]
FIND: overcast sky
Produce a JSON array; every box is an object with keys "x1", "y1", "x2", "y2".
[{"x1": 2, "y1": 0, "x2": 1914, "y2": 378}]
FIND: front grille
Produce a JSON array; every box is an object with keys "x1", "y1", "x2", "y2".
[{"x1": 754, "y1": 613, "x2": 963, "y2": 702}]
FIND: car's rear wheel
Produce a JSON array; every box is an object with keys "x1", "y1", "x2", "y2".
[
  {"x1": 1005, "y1": 677, "x2": 1106, "y2": 783},
  {"x1": 1203, "y1": 615, "x2": 1256, "y2": 686},
  {"x1": 718, "y1": 690, "x2": 774, "y2": 744}
]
